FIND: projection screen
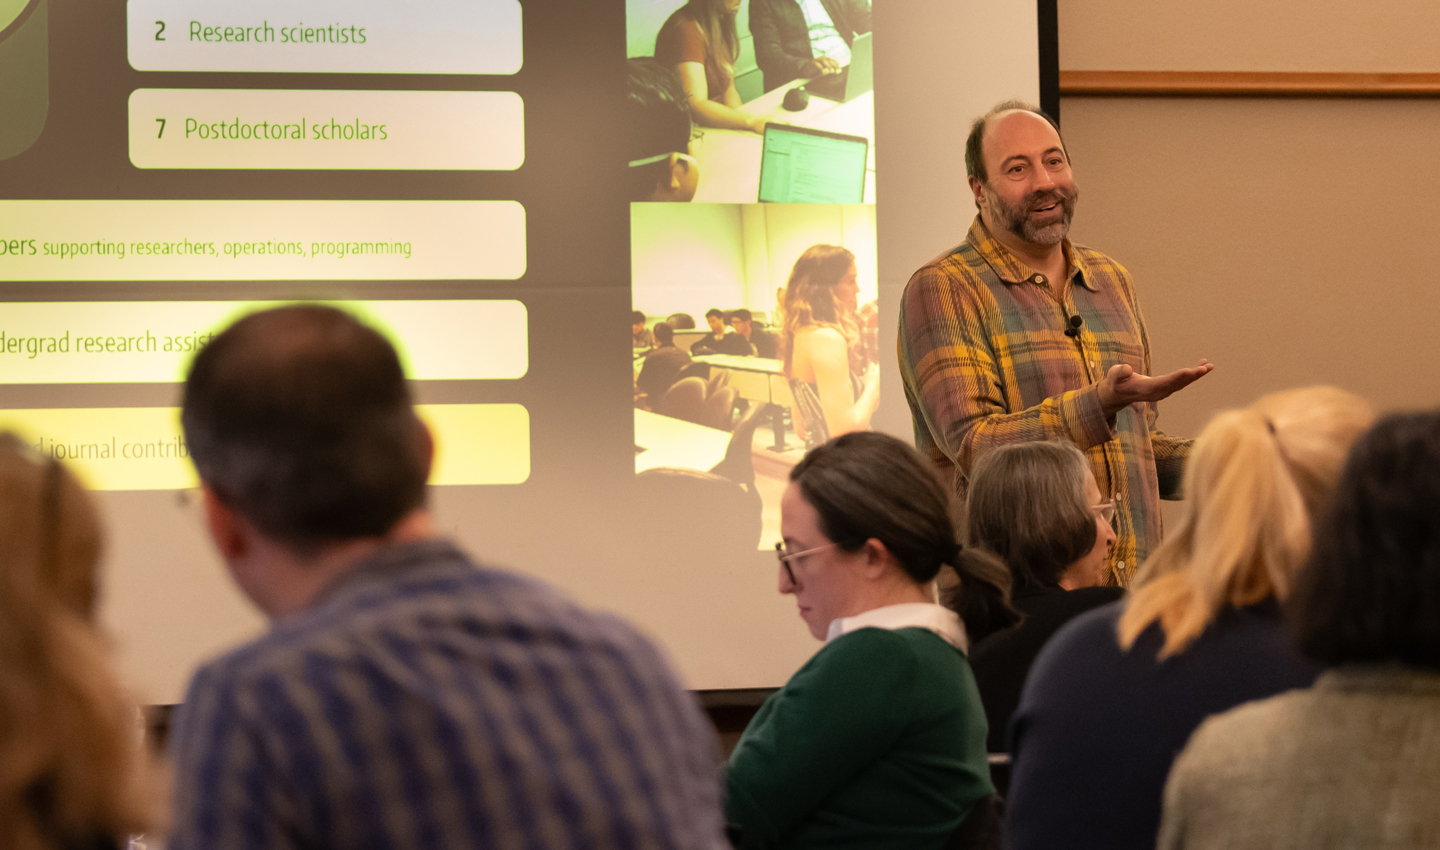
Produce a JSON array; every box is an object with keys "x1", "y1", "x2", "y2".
[{"x1": 0, "y1": 0, "x2": 1040, "y2": 702}]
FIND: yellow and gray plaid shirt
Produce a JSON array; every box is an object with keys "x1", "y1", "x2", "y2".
[{"x1": 899, "y1": 217, "x2": 1190, "y2": 585}]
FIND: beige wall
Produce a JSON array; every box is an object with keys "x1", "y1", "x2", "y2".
[
  {"x1": 1056, "y1": 1, "x2": 1440, "y2": 445},
  {"x1": 1059, "y1": 0, "x2": 1440, "y2": 72}
]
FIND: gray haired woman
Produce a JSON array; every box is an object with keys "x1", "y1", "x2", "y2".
[{"x1": 962, "y1": 440, "x2": 1122, "y2": 753}]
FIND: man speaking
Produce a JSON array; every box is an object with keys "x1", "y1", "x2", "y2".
[{"x1": 899, "y1": 101, "x2": 1212, "y2": 585}]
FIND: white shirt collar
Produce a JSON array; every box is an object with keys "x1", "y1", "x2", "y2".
[{"x1": 825, "y1": 602, "x2": 969, "y2": 652}]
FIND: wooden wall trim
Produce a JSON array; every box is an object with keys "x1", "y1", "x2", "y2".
[{"x1": 1060, "y1": 71, "x2": 1440, "y2": 97}]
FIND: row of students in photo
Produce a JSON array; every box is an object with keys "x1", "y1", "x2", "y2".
[{"x1": 633, "y1": 308, "x2": 778, "y2": 358}]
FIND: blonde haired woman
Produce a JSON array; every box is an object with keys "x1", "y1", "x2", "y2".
[
  {"x1": 0, "y1": 435, "x2": 156, "y2": 850},
  {"x1": 1002, "y1": 387, "x2": 1373, "y2": 850},
  {"x1": 780, "y1": 244, "x2": 879, "y2": 450}
]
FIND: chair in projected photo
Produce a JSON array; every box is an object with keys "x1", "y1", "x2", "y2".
[
  {"x1": 710, "y1": 403, "x2": 766, "y2": 494},
  {"x1": 657, "y1": 376, "x2": 738, "y2": 432},
  {"x1": 655, "y1": 377, "x2": 708, "y2": 425},
  {"x1": 703, "y1": 385, "x2": 737, "y2": 431}
]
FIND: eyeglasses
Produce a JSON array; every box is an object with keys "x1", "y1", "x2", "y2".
[
  {"x1": 1092, "y1": 499, "x2": 1116, "y2": 525},
  {"x1": 774, "y1": 541, "x2": 837, "y2": 584}
]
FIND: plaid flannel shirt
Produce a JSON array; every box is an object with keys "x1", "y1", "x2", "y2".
[{"x1": 899, "y1": 217, "x2": 1190, "y2": 584}]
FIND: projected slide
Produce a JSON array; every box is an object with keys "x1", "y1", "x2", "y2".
[
  {"x1": 0, "y1": 0, "x2": 535, "y2": 492},
  {"x1": 626, "y1": 0, "x2": 878, "y2": 547}
]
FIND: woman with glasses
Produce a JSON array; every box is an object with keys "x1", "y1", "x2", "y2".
[
  {"x1": 726, "y1": 431, "x2": 1016, "y2": 849},
  {"x1": 0, "y1": 434, "x2": 156, "y2": 849},
  {"x1": 1002, "y1": 387, "x2": 1372, "y2": 850},
  {"x1": 963, "y1": 440, "x2": 1124, "y2": 753}
]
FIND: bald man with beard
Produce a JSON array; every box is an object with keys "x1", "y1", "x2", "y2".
[{"x1": 898, "y1": 100, "x2": 1212, "y2": 586}]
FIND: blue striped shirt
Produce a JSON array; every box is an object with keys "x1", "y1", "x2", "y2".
[{"x1": 168, "y1": 539, "x2": 728, "y2": 850}]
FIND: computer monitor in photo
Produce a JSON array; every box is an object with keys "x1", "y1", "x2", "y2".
[{"x1": 758, "y1": 124, "x2": 869, "y2": 204}]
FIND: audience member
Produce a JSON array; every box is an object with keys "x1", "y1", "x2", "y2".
[
  {"x1": 654, "y1": 0, "x2": 768, "y2": 132},
  {"x1": 667, "y1": 311, "x2": 697, "y2": 330},
  {"x1": 781, "y1": 245, "x2": 879, "y2": 449},
  {"x1": 748, "y1": 0, "x2": 871, "y2": 91},
  {"x1": 638, "y1": 322, "x2": 695, "y2": 406},
  {"x1": 727, "y1": 432, "x2": 1016, "y2": 849},
  {"x1": 626, "y1": 58, "x2": 701, "y2": 202},
  {"x1": 691, "y1": 308, "x2": 753, "y2": 355},
  {"x1": 166, "y1": 305, "x2": 726, "y2": 850},
  {"x1": 728, "y1": 308, "x2": 778, "y2": 358},
  {"x1": 1002, "y1": 387, "x2": 1372, "y2": 850},
  {"x1": 1158, "y1": 411, "x2": 1440, "y2": 850},
  {"x1": 0, "y1": 434, "x2": 156, "y2": 850},
  {"x1": 633, "y1": 309, "x2": 656, "y2": 348},
  {"x1": 963, "y1": 440, "x2": 1123, "y2": 753}
]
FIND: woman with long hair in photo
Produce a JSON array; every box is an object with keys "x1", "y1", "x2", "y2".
[
  {"x1": 726, "y1": 431, "x2": 1016, "y2": 849},
  {"x1": 653, "y1": 0, "x2": 769, "y2": 132},
  {"x1": 0, "y1": 435, "x2": 157, "y2": 850},
  {"x1": 1002, "y1": 387, "x2": 1373, "y2": 850},
  {"x1": 1158, "y1": 411, "x2": 1440, "y2": 849},
  {"x1": 780, "y1": 244, "x2": 879, "y2": 450}
]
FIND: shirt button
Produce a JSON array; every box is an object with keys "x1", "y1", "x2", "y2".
[
  {"x1": 1118, "y1": 560, "x2": 1126, "y2": 571},
  {"x1": 1116, "y1": 493, "x2": 1124, "y2": 502},
  {"x1": 1035, "y1": 275, "x2": 1046, "y2": 284}
]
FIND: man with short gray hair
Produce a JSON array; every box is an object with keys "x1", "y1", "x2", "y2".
[
  {"x1": 168, "y1": 304, "x2": 727, "y2": 850},
  {"x1": 899, "y1": 101, "x2": 1212, "y2": 585}
]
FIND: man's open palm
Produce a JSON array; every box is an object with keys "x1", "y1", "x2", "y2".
[{"x1": 1099, "y1": 360, "x2": 1213, "y2": 415}]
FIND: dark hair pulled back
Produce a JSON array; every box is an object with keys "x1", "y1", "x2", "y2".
[{"x1": 790, "y1": 432, "x2": 1019, "y2": 642}]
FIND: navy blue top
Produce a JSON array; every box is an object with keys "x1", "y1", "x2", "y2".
[{"x1": 1003, "y1": 598, "x2": 1321, "y2": 850}]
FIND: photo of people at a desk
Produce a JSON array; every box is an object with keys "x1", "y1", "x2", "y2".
[
  {"x1": 631, "y1": 202, "x2": 878, "y2": 547},
  {"x1": 626, "y1": 0, "x2": 875, "y2": 204}
]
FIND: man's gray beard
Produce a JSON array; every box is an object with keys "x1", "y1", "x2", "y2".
[{"x1": 985, "y1": 184, "x2": 1078, "y2": 246}]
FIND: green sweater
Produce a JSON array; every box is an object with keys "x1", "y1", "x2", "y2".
[{"x1": 726, "y1": 627, "x2": 994, "y2": 849}]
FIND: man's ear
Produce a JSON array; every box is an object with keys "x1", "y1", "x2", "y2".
[
  {"x1": 969, "y1": 175, "x2": 987, "y2": 211},
  {"x1": 202, "y1": 485, "x2": 247, "y2": 560}
]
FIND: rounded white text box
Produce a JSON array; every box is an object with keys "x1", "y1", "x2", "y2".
[
  {"x1": 130, "y1": 89, "x2": 524, "y2": 171},
  {"x1": 127, "y1": 0, "x2": 522, "y2": 74},
  {"x1": 0, "y1": 200, "x2": 526, "y2": 281}
]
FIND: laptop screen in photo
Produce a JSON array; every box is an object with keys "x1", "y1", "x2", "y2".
[{"x1": 757, "y1": 124, "x2": 869, "y2": 204}]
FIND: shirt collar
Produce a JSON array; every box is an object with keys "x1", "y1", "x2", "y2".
[
  {"x1": 965, "y1": 215, "x2": 1097, "y2": 292},
  {"x1": 826, "y1": 602, "x2": 969, "y2": 652},
  {"x1": 307, "y1": 537, "x2": 463, "y2": 611}
]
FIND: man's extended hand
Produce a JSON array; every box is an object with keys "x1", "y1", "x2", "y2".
[{"x1": 1098, "y1": 360, "x2": 1213, "y2": 416}]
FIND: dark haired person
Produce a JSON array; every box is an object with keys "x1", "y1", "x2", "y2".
[
  {"x1": 726, "y1": 431, "x2": 1016, "y2": 850},
  {"x1": 1158, "y1": 411, "x2": 1440, "y2": 850},
  {"x1": 899, "y1": 99, "x2": 1212, "y2": 585},
  {"x1": 729, "y1": 308, "x2": 778, "y2": 358},
  {"x1": 691, "y1": 307, "x2": 753, "y2": 356},
  {"x1": 963, "y1": 440, "x2": 1122, "y2": 753},
  {"x1": 1003, "y1": 388, "x2": 1370, "y2": 850},
  {"x1": 633, "y1": 309, "x2": 656, "y2": 348},
  {"x1": 168, "y1": 305, "x2": 726, "y2": 850},
  {"x1": 626, "y1": 58, "x2": 700, "y2": 202},
  {"x1": 748, "y1": 0, "x2": 871, "y2": 92},
  {"x1": 655, "y1": 0, "x2": 768, "y2": 132},
  {"x1": 637, "y1": 321, "x2": 693, "y2": 405}
]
